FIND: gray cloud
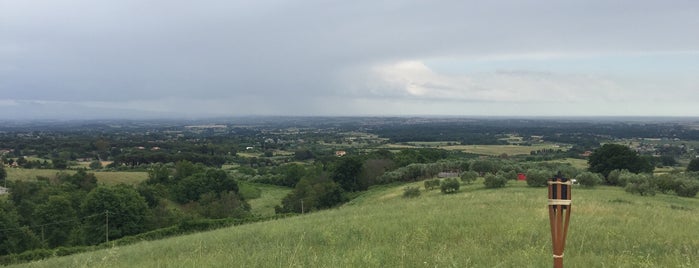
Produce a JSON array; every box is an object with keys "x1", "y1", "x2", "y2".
[{"x1": 1, "y1": 0, "x2": 698, "y2": 118}]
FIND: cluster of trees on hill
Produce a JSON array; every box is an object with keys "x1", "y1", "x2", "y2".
[{"x1": 0, "y1": 161, "x2": 248, "y2": 255}]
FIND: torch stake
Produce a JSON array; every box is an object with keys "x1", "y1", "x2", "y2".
[{"x1": 548, "y1": 176, "x2": 572, "y2": 268}]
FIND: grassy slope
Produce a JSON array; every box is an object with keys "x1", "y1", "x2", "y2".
[
  {"x1": 241, "y1": 182, "x2": 293, "y2": 217},
  {"x1": 16, "y1": 181, "x2": 699, "y2": 268},
  {"x1": 5, "y1": 168, "x2": 147, "y2": 185}
]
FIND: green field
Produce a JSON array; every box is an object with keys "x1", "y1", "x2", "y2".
[
  {"x1": 242, "y1": 183, "x2": 293, "y2": 217},
  {"x1": 5, "y1": 169, "x2": 148, "y2": 185},
  {"x1": 380, "y1": 143, "x2": 565, "y2": 156},
  {"x1": 443, "y1": 144, "x2": 565, "y2": 156},
  {"x1": 15, "y1": 180, "x2": 699, "y2": 267}
]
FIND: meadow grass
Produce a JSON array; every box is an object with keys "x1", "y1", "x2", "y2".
[
  {"x1": 241, "y1": 183, "x2": 293, "y2": 217},
  {"x1": 545, "y1": 158, "x2": 589, "y2": 170},
  {"x1": 14, "y1": 181, "x2": 699, "y2": 268},
  {"x1": 443, "y1": 144, "x2": 564, "y2": 156},
  {"x1": 5, "y1": 169, "x2": 147, "y2": 185}
]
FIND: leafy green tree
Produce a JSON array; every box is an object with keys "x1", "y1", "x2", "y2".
[
  {"x1": 195, "y1": 191, "x2": 250, "y2": 219},
  {"x1": 331, "y1": 156, "x2": 364, "y2": 192},
  {"x1": 358, "y1": 158, "x2": 395, "y2": 189},
  {"x1": 687, "y1": 158, "x2": 699, "y2": 172},
  {"x1": 484, "y1": 174, "x2": 507, "y2": 188},
  {"x1": 276, "y1": 173, "x2": 345, "y2": 213},
  {"x1": 588, "y1": 144, "x2": 653, "y2": 178},
  {"x1": 0, "y1": 165, "x2": 6, "y2": 186},
  {"x1": 525, "y1": 169, "x2": 550, "y2": 187},
  {"x1": 460, "y1": 171, "x2": 478, "y2": 184},
  {"x1": 575, "y1": 172, "x2": 603, "y2": 188},
  {"x1": 52, "y1": 158, "x2": 68, "y2": 169},
  {"x1": 60, "y1": 169, "x2": 97, "y2": 191},
  {"x1": 81, "y1": 185, "x2": 150, "y2": 245},
  {"x1": 173, "y1": 169, "x2": 239, "y2": 204},
  {"x1": 35, "y1": 195, "x2": 78, "y2": 247},
  {"x1": 470, "y1": 159, "x2": 499, "y2": 176},
  {"x1": 146, "y1": 163, "x2": 172, "y2": 184},
  {"x1": 174, "y1": 160, "x2": 204, "y2": 181},
  {"x1": 0, "y1": 201, "x2": 42, "y2": 254},
  {"x1": 440, "y1": 178, "x2": 460, "y2": 194},
  {"x1": 89, "y1": 160, "x2": 103, "y2": 170}
]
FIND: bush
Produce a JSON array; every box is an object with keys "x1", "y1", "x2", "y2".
[
  {"x1": 624, "y1": 174, "x2": 656, "y2": 196},
  {"x1": 525, "y1": 169, "x2": 550, "y2": 187},
  {"x1": 402, "y1": 186, "x2": 421, "y2": 198},
  {"x1": 605, "y1": 169, "x2": 626, "y2": 186},
  {"x1": 460, "y1": 171, "x2": 478, "y2": 184},
  {"x1": 483, "y1": 174, "x2": 507, "y2": 189},
  {"x1": 440, "y1": 178, "x2": 460, "y2": 194},
  {"x1": 655, "y1": 174, "x2": 680, "y2": 194},
  {"x1": 575, "y1": 172, "x2": 603, "y2": 188},
  {"x1": 424, "y1": 179, "x2": 441, "y2": 190},
  {"x1": 674, "y1": 178, "x2": 699, "y2": 197}
]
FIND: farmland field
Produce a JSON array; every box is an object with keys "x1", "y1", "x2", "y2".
[
  {"x1": 5, "y1": 168, "x2": 148, "y2": 185},
  {"x1": 442, "y1": 144, "x2": 566, "y2": 156},
  {"x1": 17, "y1": 180, "x2": 699, "y2": 267}
]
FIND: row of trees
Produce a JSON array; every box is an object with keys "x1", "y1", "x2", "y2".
[{"x1": 0, "y1": 161, "x2": 249, "y2": 256}]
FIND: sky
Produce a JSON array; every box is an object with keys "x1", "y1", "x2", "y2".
[{"x1": 1, "y1": 0, "x2": 698, "y2": 119}]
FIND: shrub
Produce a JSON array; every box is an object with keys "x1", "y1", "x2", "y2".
[
  {"x1": 575, "y1": 172, "x2": 603, "y2": 188},
  {"x1": 624, "y1": 174, "x2": 656, "y2": 196},
  {"x1": 440, "y1": 178, "x2": 460, "y2": 194},
  {"x1": 674, "y1": 178, "x2": 699, "y2": 197},
  {"x1": 460, "y1": 171, "x2": 478, "y2": 184},
  {"x1": 498, "y1": 170, "x2": 518, "y2": 181},
  {"x1": 484, "y1": 174, "x2": 507, "y2": 189},
  {"x1": 655, "y1": 174, "x2": 679, "y2": 194},
  {"x1": 525, "y1": 169, "x2": 549, "y2": 187},
  {"x1": 402, "y1": 186, "x2": 421, "y2": 198},
  {"x1": 605, "y1": 169, "x2": 627, "y2": 186},
  {"x1": 424, "y1": 179, "x2": 441, "y2": 190}
]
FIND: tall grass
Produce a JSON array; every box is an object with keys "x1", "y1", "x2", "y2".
[{"x1": 15, "y1": 181, "x2": 699, "y2": 267}]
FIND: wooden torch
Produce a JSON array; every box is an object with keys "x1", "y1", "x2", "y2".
[{"x1": 548, "y1": 173, "x2": 572, "y2": 268}]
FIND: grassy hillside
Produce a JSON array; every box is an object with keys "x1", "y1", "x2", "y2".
[{"x1": 15, "y1": 181, "x2": 699, "y2": 267}]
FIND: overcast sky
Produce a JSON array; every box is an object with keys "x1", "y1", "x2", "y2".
[{"x1": 1, "y1": 0, "x2": 698, "y2": 119}]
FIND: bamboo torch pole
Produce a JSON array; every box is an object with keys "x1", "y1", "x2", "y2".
[{"x1": 548, "y1": 174, "x2": 572, "y2": 268}]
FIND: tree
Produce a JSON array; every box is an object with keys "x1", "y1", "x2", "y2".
[
  {"x1": 575, "y1": 172, "x2": 603, "y2": 188},
  {"x1": 35, "y1": 195, "x2": 78, "y2": 247},
  {"x1": 470, "y1": 159, "x2": 499, "y2": 176},
  {"x1": 81, "y1": 185, "x2": 150, "y2": 245},
  {"x1": 0, "y1": 165, "x2": 6, "y2": 187},
  {"x1": 483, "y1": 174, "x2": 507, "y2": 188},
  {"x1": 89, "y1": 160, "x2": 103, "y2": 170},
  {"x1": 687, "y1": 158, "x2": 699, "y2": 172},
  {"x1": 52, "y1": 158, "x2": 68, "y2": 169},
  {"x1": 276, "y1": 173, "x2": 345, "y2": 213},
  {"x1": 460, "y1": 171, "x2": 478, "y2": 184},
  {"x1": 331, "y1": 156, "x2": 364, "y2": 192},
  {"x1": 588, "y1": 144, "x2": 653, "y2": 178}
]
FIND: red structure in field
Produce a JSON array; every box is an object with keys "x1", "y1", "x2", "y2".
[{"x1": 517, "y1": 173, "x2": 527, "y2": 181}]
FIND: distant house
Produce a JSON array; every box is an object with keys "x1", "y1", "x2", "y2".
[
  {"x1": 151, "y1": 147, "x2": 161, "y2": 151},
  {"x1": 335, "y1": 150, "x2": 347, "y2": 157},
  {"x1": 581, "y1": 151, "x2": 593, "y2": 157},
  {"x1": 245, "y1": 146, "x2": 254, "y2": 150}
]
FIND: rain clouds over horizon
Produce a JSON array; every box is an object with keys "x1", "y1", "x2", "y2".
[{"x1": 1, "y1": 0, "x2": 699, "y2": 119}]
